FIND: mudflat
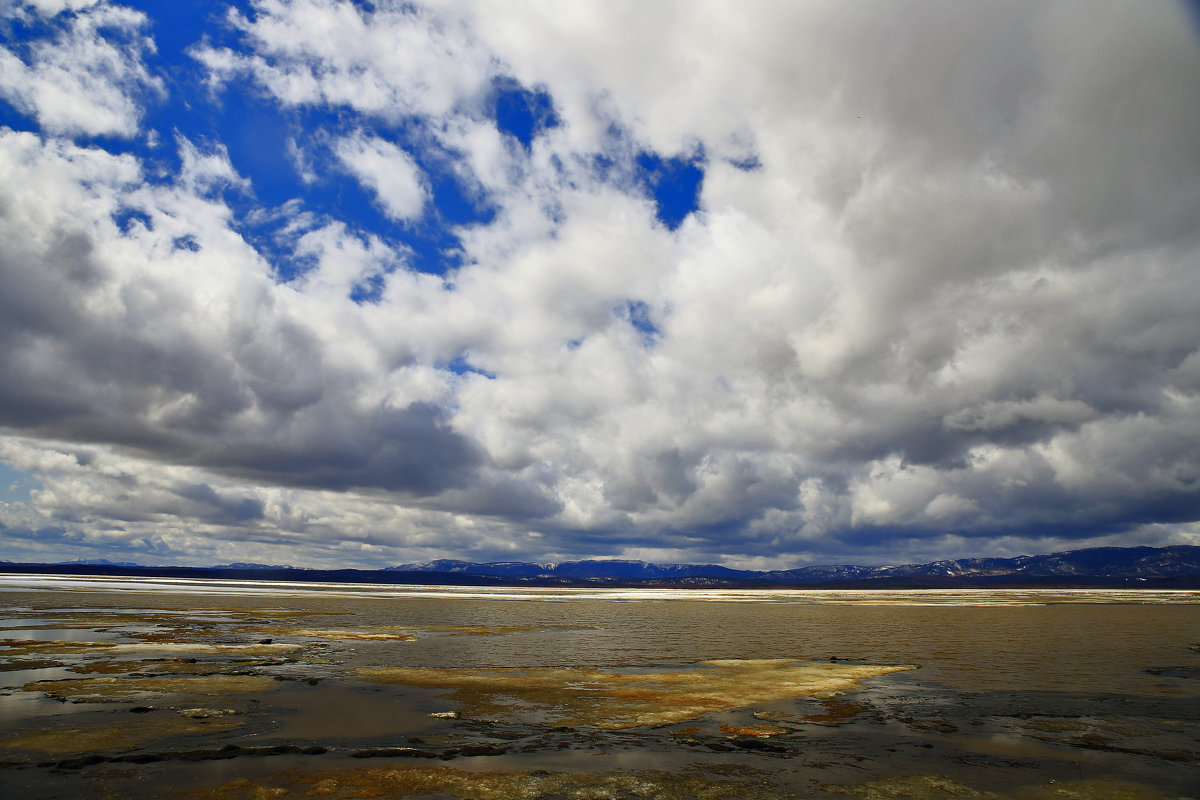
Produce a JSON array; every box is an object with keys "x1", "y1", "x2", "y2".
[{"x1": 1, "y1": 577, "x2": 1197, "y2": 799}]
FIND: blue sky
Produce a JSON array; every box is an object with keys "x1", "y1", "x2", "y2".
[{"x1": 1, "y1": 0, "x2": 1199, "y2": 568}]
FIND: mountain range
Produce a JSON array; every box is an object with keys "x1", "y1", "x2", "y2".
[
  {"x1": 2, "y1": 545, "x2": 1198, "y2": 588},
  {"x1": 384, "y1": 546, "x2": 1200, "y2": 586}
]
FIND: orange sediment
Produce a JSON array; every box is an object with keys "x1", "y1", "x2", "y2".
[{"x1": 356, "y1": 658, "x2": 915, "y2": 729}]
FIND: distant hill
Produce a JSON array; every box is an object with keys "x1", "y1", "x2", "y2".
[
  {"x1": 57, "y1": 558, "x2": 143, "y2": 568},
  {"x1": 2, "y1": 545, "x2": 1197, "y2": 588},
  {"x1": 384, "y1": 546, "x2": 1200, "y2": 587},
  {"x1": 383, "y1": 559, "x2": 749, "y2": 580}
]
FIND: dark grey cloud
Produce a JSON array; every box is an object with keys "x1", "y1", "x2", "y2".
[
  {"x1": 174, "y1": 482, "x2": 265, "y2": 524},
  {"x1": 0, "y1": 179, "x2": 480, "y2": 499},
  {"x1": 214, "y1": 401, "x2": 482, "y2": 494}
]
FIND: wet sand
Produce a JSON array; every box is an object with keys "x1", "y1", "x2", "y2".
[{"x1": 0, "y1": 577, "x2": 1197, "y2": 799}]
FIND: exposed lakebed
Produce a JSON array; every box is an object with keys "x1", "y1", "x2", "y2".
[{"x1": 0, "y1": 577, "x2": 1197, "y2": 798}]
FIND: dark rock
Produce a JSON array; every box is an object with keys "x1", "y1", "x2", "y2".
[
  {"x1": 455, "y1": 744, "x2": 509, "y2": 757},
  {"x1": 731, "y1": 738, "x2": 787, "y2": 753},
  {"x1": 350, "y1": 747, "x2": 440, "y2": 759},
  {"x1": 1146, "y1": 666, "x2": 1200, "y2": 679},
  {"x1": 120, "y1": 753, "x2": 163, "y2": 764},
  {"x1": 42, "y1": 754, "x2": 106, "y2": 770},
  {"x1": 909, "y1": 719, "x2": 958, "y2": 733}
]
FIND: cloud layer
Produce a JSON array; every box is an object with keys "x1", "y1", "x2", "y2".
[{"x1": 1, "y1": 0, "x2": 1198, "y2": 567}]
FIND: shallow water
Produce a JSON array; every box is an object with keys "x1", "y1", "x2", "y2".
[{"x1": 0, "y1": 575, "x2": 1197, "y2": 799}]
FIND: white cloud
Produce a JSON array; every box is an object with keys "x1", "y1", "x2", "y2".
[
  {"x1": 21, "y1": 0, "x2": 103, "y2": 13},
  {"x1": 195, "y1": 0, "x2": 489, "y2": 121},
  {"x1": 0, "y1": 435, "x2": 514, "y2": 567},
  {"x1": 335, "y1": 132, "x2": 426, "y2": 221},
  {"x1": 0, "y1": 1, "x2": 163, "y2": 138}
]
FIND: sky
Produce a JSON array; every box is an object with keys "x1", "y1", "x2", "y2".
[{"x1": 1, "y1": 0, "x2": 1199, "y2": 569}]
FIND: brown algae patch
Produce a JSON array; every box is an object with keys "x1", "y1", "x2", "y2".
[
  {"x1": 356, "y1": 658, "x2": 914, "y2": 729},
  {"x1": 243, "y1": 627, "x2": 416, "y2": 641},
  {"x1": 103, "y1": 642, "x2": 301, "y2": 656},
  {"x1": 0, "y1": 639, "x2": 118, "y2": 657},
  {"x1": 717, "y1": 722, "x2": 789, "y2": 737},
  {"x1": 1020, "y1": 718, "x2": 1154, "y2": 738},
  {"x1": 0, "y1": 716, "x2": 242, "y2": 754},
  {"x1": 70, "y1": 658, "x2": 286, "y2": 676},
  {"x1": 178, "y1": 707, "x2": 241, "y2": 718},
  {"x1": 1015, "y1": 778, "x2": 1193, "y2": 800},
  {"x1": 804, "y1": 697, "x2": 874, "y2": 725},
  {"x1": 23, "y1": 674, "x2": 279, "y2": 702},
  {"x1": 826, "y1": 776, "x2": 1191, "y2": 800},
  {"x1": 828, "y1": 774, "x2": 1000, "y2": 799},
  {"x1": 182, "y1": 769, "x2": 1188, "y2": 800},
  {"x1": 183, "y1": 765, "x2": 791, "y2": 800},
  {"x1": 69, "y1": 658, "x2": 189, "y2": 675},
  {"x1": 1, "y1": 637, "x2": 297, "y2": 662},
  {"x1": 412, "y1": 624, "x2": 540, "y2": 636},
  {"x1": 237, "y1": 623, "x2": 594, "y2": 640},
  {"x1": 0, "y1": 658, "x2": 63, "y2": 671}
]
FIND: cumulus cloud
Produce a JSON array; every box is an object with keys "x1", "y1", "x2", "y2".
[
  {"x1": 0, "y1": 130, "x2": 479, "y2": 498},
  {"x1": 1, "y1": 0, "x2": 1199, "y2": 567},
  {"x1": 193, "y1": 0, "x2": 489, "y2": 120},
  {"x1": 0, "y1": 436, "x2": 519, "y2": 567},
  {"x1": 0, "y1": 0, "x2": 163, "y2": 138},
  {"x1": 334, "y1": 132, "x2": 426, "y2": 221}
]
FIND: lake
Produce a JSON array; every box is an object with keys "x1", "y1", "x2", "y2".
[{"x1": 1, "y1": 575, "x2": 1197, "y2": 798}]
